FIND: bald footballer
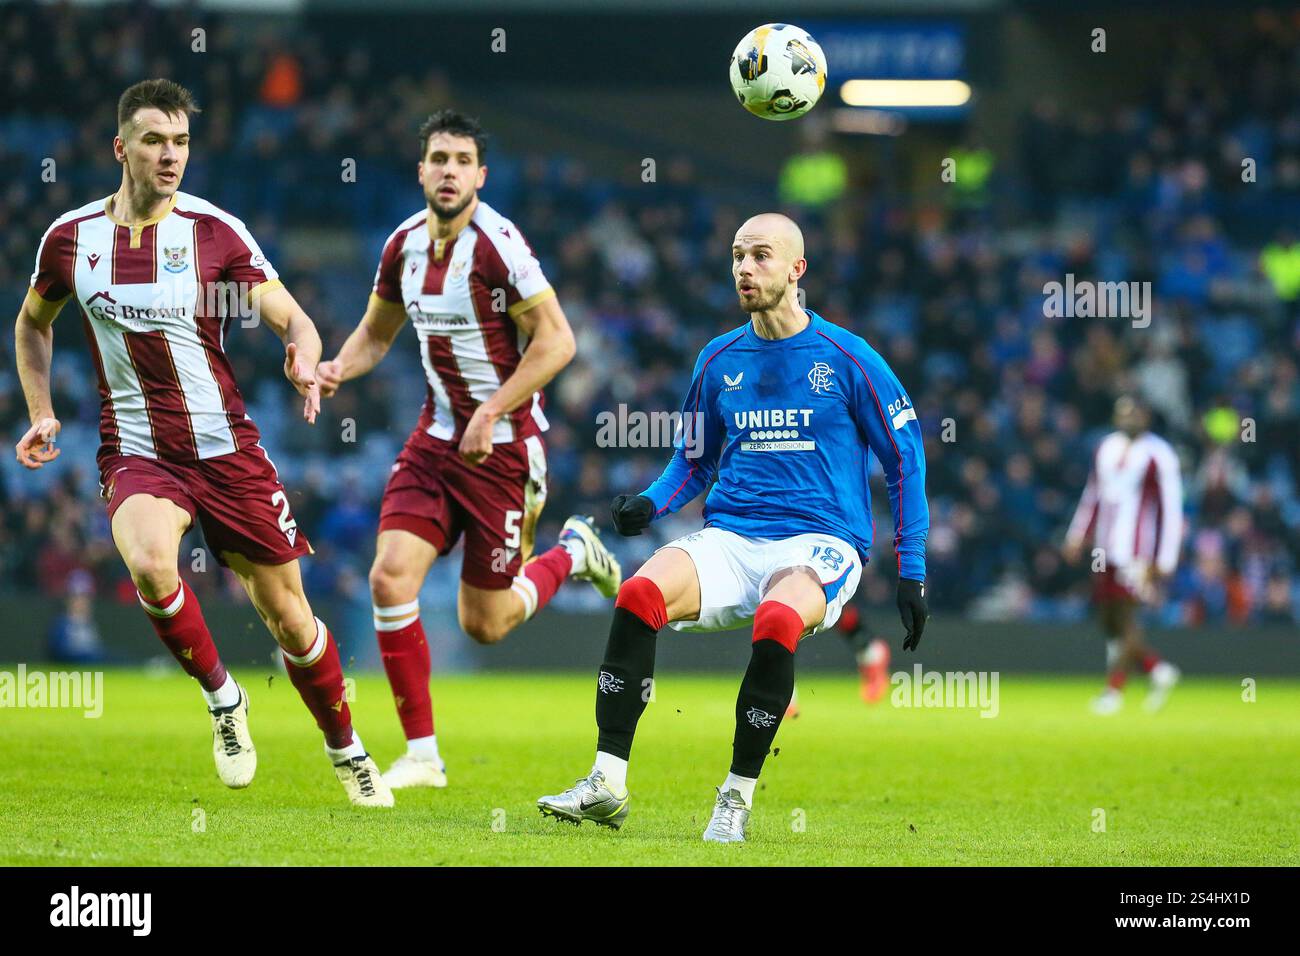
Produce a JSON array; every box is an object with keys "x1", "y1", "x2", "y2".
[{"x1": 537, "y1": 213, "x2": 931, "y2": 842}]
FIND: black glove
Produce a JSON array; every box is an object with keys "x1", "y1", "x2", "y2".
[
  {"x1": 610, "y1": 494, "x2": 654, "y2": 536},
  {"x1": 897, "y1": 579, "x2": 930, "y2": 651}
]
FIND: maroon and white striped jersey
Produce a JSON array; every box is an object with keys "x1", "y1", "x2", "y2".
[
  {"x1": 30, "y1": 192, "x2": 280, "y2": 464},
  {"x1": 1066, "y1": 431, "x2": 1184, "y2": 575},
  {"x1": 371, "y1": 200, "x2": 555, "y2": 444}
]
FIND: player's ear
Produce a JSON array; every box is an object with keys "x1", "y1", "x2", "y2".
[
  {"x1": 790, "y1": 257, "x2": 808, "y2": 282},
  {"x1": 417, "y1": 161, "x2": 425, "y2": 185},
  {"x1": 113, "y1": 134, "x2": 126, "y2": 164},
  {"x1": 476, "y1": 164, "x2": 487, "y2": 189}
]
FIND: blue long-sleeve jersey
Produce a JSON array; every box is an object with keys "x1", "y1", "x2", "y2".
[{"x1": 642, "y1": 311, "x2": 929, "y2": 580}]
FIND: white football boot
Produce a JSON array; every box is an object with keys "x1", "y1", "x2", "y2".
[
  {"x1": 334, "y1": 754, "x2": 395, "y2": 807},
  {"x1": 1090, "y1": 687, "x2": 1123, "y2": 716},
  {"x1": 1144, "y1": 661, "x2": 1181, "y2": 712},
  {"x1": 208, "y1": 682, "x2": 256, "y2": 788},
  {"x1": 383, "y1": 753, "x2": 448, "y2": 789}
]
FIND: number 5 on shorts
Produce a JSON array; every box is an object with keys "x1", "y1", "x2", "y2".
[{"x1": 504, "y1": 509, "x2": 522, "y2": 549}]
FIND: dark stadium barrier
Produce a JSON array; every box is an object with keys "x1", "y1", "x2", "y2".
[{"x1": 2, "y1": 596, "x2": 1296, "y2": 675}]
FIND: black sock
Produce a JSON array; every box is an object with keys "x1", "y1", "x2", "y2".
[
  {"x1": 730, "y1": 638, "x2": 796, "y2": 778},
  {"x1": 595, "y1": 607, "x2": 658, "y2": 760}
]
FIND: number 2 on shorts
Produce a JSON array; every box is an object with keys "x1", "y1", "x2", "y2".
[{"x1": 270, "y1": 490, "x2": 298, "y2": 533}]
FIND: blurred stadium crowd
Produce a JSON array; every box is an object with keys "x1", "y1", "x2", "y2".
[{"x1": 2, "y1": 2, "x2": 1299, "y2": 631}]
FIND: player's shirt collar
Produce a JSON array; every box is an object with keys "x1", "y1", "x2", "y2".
[
  {"x1": 743, "y1": 309, "x2": 822, "y2": 346},
  {"x1": 103, "y1": 193, "x2": 178, "y2": 228},
  {"x1": 103, "y1": 193, "x2": 179, "y2": 249}
]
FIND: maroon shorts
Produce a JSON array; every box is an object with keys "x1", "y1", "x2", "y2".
[
  {"x1": 99, "y1": 445, "x2": 313, "y2": 568},
  {"x1": 379, "y1": 429, "x2": 548, "y2": 589},
  {"x1": 1094, "y1": 567, "x2": 1142, "y2": 604}
]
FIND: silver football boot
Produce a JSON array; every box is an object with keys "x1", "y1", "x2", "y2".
[
  {"x1": 702, "y1": 788, "x2": 750, "y2": 843},
  {"x1": 537, "y1": 768, "x2": 630, "y2": 829}
]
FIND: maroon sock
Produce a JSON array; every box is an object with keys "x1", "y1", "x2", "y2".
[
  {"x1": 1107, "y1": 668, "x2": 1128, "y2": 691},
  {"x1": 1141, "y1": 653, "x2": 1161, "y2": 674},
  {"x1": 283, "y1": 620, "x2": 354, "y2": 750},
  {"x1": 513, "y1": 544, "x2": 573, "y2": 618},
  {"x1": 138, "y1": 581, "x2": 228, "y2": 692},
  {"x1": 377, "y1": 618, "x2": 434, "y2": 740}
]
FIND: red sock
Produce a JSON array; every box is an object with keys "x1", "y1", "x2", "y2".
[
  {"x1": 376, "y1": 617, "x2": 433, "y2": 740},
  {"x1": 615, "y1": 576, "x2": 667, "y2": 630},
  {"x1": 835, "y1": 603, "x2": 861, "y2": 636},
  {"x1": 138, "y1": 581, "x2": 227, "y2": 692},
  {"x1": 1107, "y1": 668, "x2": 1128, "y2": 691},
  {"x1": 753, "y1": 601, "x2": 805, "y2": 653},
  {"x1": 1141, "y1": 653, "x2": 1161, "y2": 674},
  {"x1": 512, "y1": 544, "x2": 573, "y2": 619},
  {"x1": 282, "y1": 619, "x2": 354, "y2": 750}
]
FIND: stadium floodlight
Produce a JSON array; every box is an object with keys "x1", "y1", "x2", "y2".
[{"x1": 839, "y1": 79, "x2": 972, "y2": 108}]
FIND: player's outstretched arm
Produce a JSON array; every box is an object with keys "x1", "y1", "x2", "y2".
[
  {"x1": 458, "y1": 294, "x2": 576, "y2": 465},
  {"x1": 254, "y1": 285, "x2": 323, "y2": 424},
  {"x1": 317, "y1": 294, "x2": 408, "y2": 399},
  {"x1": 14, "y1": 289, "x2": 66, "y2": 470}
]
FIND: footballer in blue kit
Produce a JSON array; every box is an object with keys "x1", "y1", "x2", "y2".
[{"x1": 538, "y1": 213, "x2": 931, "y2": 842}]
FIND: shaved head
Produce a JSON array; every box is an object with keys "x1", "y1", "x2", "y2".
[
  {"x1": 732, "y1": 212, "x2": 808, "y2": 315},
  {"x1": 734, "y1": 213, "x2": 805, "y2": 261}
]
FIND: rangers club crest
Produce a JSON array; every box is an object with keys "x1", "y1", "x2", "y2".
[
  {"x1": 597, "y1": 671, "x2": 625, "y2": 695},
  {"x1": 808, "y1": 361, "x2": 833, "y2": 393},
  {"x1": 162, "y1": 246, "x2": 189, "y2": 274}
]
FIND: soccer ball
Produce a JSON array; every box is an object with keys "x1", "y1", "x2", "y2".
[{"x1": 729, "y1": 23, "x2": 828, "y2": 121}]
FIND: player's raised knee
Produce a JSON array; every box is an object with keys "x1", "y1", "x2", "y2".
[{"x1": 461, "y1": 614, "x2": 510, "y2": 645}]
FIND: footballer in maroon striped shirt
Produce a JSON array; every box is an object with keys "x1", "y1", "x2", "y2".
[
  {"x1": 316, "y1": 111, "x2": 622, "y2": 790},
  {"x1": 13, "y1": 79, "x2": 392, "y2": 806}
]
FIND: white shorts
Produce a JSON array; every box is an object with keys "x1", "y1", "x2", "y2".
[{"x1": 660, "y1": 527, "x2": 862, "y2": 635}]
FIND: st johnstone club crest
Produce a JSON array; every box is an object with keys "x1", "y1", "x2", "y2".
[{"x1": 163, "y1": 246, "x2": 190, "y2": 274}]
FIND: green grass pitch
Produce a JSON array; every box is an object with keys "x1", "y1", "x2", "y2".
[{"x1": 3, "y1": 668, "x2": 1297, "y2": 866}]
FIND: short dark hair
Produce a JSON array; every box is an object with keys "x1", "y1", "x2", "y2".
[
  {"x1": 418, "y1": 110, "x2": 488, "y2": 164},
  {"x1": 117, "y1": 79, "x2": 201, "y2": 130}
]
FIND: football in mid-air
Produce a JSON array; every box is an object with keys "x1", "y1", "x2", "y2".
[{"x1": 729, "y1": 23, "x2": 827, "y2": 121}]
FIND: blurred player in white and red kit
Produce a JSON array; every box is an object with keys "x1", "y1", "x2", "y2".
[
  {"x1": 317, "y1": 111, "x2": 622, "y2": 789},
  {"x1": 13, "y1": 79, "x2": 392, "y2": 806},
  {"x1": 1063, "y1": 395, "x2": 1184, "y2": 714}
]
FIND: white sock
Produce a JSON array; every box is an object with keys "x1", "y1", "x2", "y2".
[
  {"x1": 593, "y1": 751, "x2": 628, "y2": 794},
  {"x1": 562, "y1": 534, "x2": 588, "y2": 576},
  {"x1": 203, "y1": 673, "x2": 240, "y2": 710},
  {"x1": 722, "y1": 772, "x2": 757, "y2": 806},
  {"x1": 407, "y1": 734, "x2": 442, "y2": 766},
  {"x1": 510, "y1": 574, "x2": 539, "y2": 621},
  {"x1": 325, "y1": 732, "x2": 366, "y2": 764},
  {"x1": 1105, "y1": 641, "x2": 1120, "y2": 669}
]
